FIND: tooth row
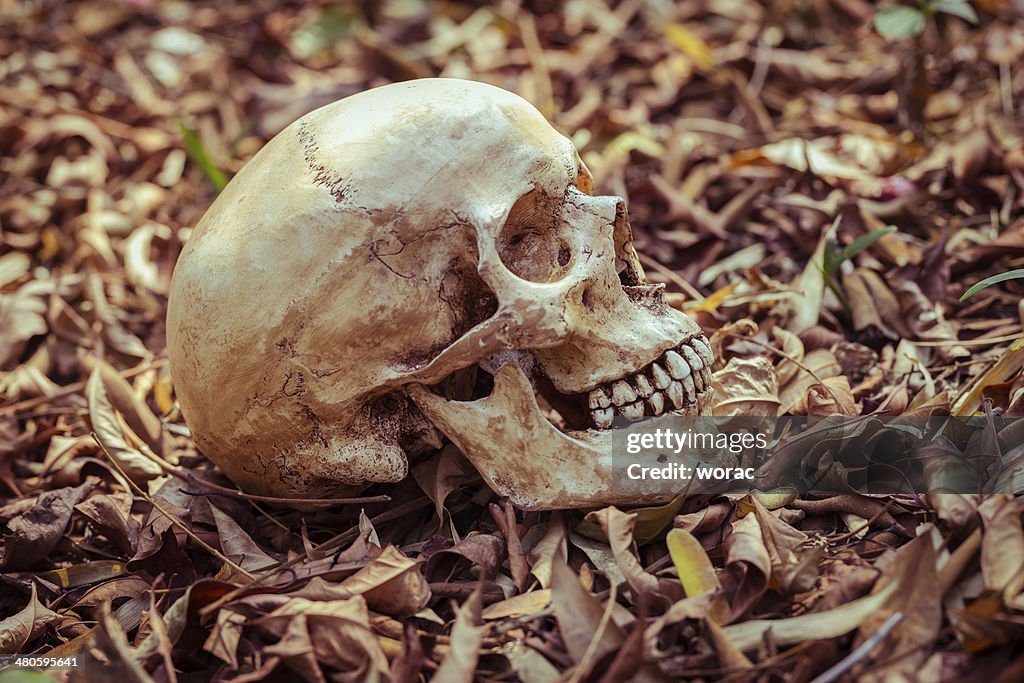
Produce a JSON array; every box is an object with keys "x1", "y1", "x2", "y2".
[{"x1": 587, "y1": 336, "x2": 715, "y2": 428}]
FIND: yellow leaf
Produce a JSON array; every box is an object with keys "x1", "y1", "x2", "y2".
[
  {"x1": 666, "y1": 528, "x2": 729, "y2": 623},
  {"x1": 953, "y1": 344, "x2": 1024, "y2": 415},
  {"x1": 664, "y1": 24, "x2": 714, "y2": 70},
  {"x1": 683, "y1": 281, "x2": 738, "y2": 315}
]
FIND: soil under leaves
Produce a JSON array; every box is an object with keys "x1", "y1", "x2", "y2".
[{"x1": 2, "y1": 0, "x2": 1024, "y2": 681}]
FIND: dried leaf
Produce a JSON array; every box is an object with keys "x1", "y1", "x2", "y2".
[
  {"x1": 665, "y1": 528, "x2": 728, "y2": 623},
  {"x1": 722, "y1": 580, "x2": 898, "y2": 650},
  {"x1": 2, "y1": 481, "x2": 93, "y2": 569},
  {"x1": 0, "y1": 280, "x2": 50, "y2": 369},
  {"x1": 584, "y1": 507, "x2": 659, "y2": 595},
  {"x1": 0, "y1": 584, "x2": 61, "y2": 654},
  {"x1": 86, "y1": 364, "x2": 164, "y2": 483},
  {"x1": 711, "y1": 356, "x2": 781, "y2": 416},
  {"x1": 433, "y1": 587, "x2": 483, "y2": 683}
]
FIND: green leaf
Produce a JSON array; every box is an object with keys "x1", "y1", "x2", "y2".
[
  {"x1": 839, "y1": 226, "x2": 898, "y2": 263},
  {"x1": 291, "y1": 8, "x2": 356, "y2": 58},
  {"x1": 960, "y1": 269, "x2": 1024, "y2": 301},
  {"x1": 178, "y1": 120, "x2": 229, "y2": 193},
  {"x1": 0, "y1": 672, "x2": 57, "y2": 683},
  {"x1": 874, "y1": 6, "x2": 927, "y2": 39},
  {"x1": 931, "y1": 0, "x2": 978, "y2": 23}
]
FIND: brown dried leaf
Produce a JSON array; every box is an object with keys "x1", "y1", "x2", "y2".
[
  {"x1": 0, "y1": 584, "x2": 61, "y2": 654},
  {"x1": 208, "y1": 502, "x2": 279, "y2": 572},
  {"x1": 738, "y1": 494, "x2": 823, "y2": 594},
  {"x1": 433, "y1": 586, "x2": 484, "y2": 683},
  {"x1": 978, "y1": 495, "x2": 1024, "y2": 598},
  {"x1": 724, "y1": 511, "x2": 770, "y2": 618},
  {"x1": 584, "y1": 506, "x2": 659, "y2": 595},
  {"x1": 86, "y1": 364, "x2": 164, "y2": 483},
  {"x1": 2, "y1": 481, "x2": 93, "y2": 569},
  {"x1": 711, "y1": 356, "x2": 781, "y2": 416},
  {"x1": 0, "y1": 280, "x2": 50, "y2": 369}
]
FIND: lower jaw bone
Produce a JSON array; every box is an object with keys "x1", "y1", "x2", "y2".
[{"x1": 408, "y1": 364, "x2": 712, "y2": 510}]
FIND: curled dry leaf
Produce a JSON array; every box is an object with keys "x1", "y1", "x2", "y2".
[
  {"x1": 978, "y1": 495, "x2": 1024, "y2": 599},
  {"x1": 0, "y1": 584, "x2": 61, "y2": 654},
  {"x1": 0, "y1": 280, "x2": 50, "y2": 369},
  {"x1": 724, "y1": 510, "x2": 771, "y2": 617},
  {"x1": 433, "y1": 586, "x2": 484, "y2": 683},
  {"x1": 309, "y1": 545, "x2": 432, "y2": 617},
  {"x1": 779, "y1": 349, "x2": 841, "y2": 414},
  {"x1": 2, "y1": 481, "x2": 93, "y2": 570},
  {"x1": 710, "y1": 355, "x2": 781, "y2": 416},
  {"x1": 584, "y1": 506, "x2": 660, "y2": 595},
  {"x1": 86, "y1": 364, "x2": 164, "y2": 484},
  {"x1": 738, "y1": 494, "x2": 823, "y2": 594},
  {"x1": 527, "y1": 512, "x2": 567, "y2": 589}
]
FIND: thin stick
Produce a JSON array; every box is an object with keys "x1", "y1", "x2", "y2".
[
  {"x1": 809, "y1": 612, "x2": 905, "y2": 683},
  {"x1": 826, "y1": 499, "x2": 896, "y2": 544},
  {"x1": 638, "y1": 252, "x2": 706, "y2": 302},
  {"x1": 907, "y1": 332, "x2": 1022, "y2": 347},
  {"x1": 92, "y1": 433, "x2": 258, "y2": 581}
]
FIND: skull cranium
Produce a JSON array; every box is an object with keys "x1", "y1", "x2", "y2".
[{"x1": 166, "y1": 78, "x2": 713, "y2": 510}]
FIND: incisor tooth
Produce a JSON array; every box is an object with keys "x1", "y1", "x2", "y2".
[
  {"x1": 633, "y1": 374, "x2": 654, "y2": 397},
  {"x1": 589, "y1": 388, "x2": 611, "y2": 410},
  {"x1": 611, "y1": 380, "x2": 637, "y2": 405},
  {"x1": 648, "y1": 392, "x2": 665, "y2": 415},
  {"x1": 620, "y1": 402, "x2": 645, "y2": 418},
  {"x1": 664, "y1": 350, "x2": 691, "y2": 380},
  {"x1": 692, "y1": 337, "x2": 714, "y2": 367},
  {"x1": 593, "y1": 407, "x2": 614, "y2": 429},
  {"x1": 666, "y1": 380, "x2": 685, "y2": 409},
  {"x1": 651, "y1": 363, "x2": 671, "y2": 390}
]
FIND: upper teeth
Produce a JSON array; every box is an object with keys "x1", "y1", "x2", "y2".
[{"x1": 585, "y1": 337, "x2": 713, "y2": 428}]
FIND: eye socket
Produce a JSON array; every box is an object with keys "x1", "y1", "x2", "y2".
[{"x1": 498, "y1": 189, "x2": 574, "y2": 283}]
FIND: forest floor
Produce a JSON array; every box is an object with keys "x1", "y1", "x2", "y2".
[{"x1": 2, "y1": 0, "x2": 1024, "y2": 681}]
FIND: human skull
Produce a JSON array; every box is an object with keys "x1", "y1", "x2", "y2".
[{"x1": 167, "y1": 79, "x2": 713, "y2": 510}]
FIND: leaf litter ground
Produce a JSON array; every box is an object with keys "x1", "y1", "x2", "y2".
[{"x1": 1, "y1": 0, "x2": 1024, "y2": 680}]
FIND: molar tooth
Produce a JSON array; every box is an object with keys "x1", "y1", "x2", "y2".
[
  {"x1": 592, "y1": 407, "x2": 614, "y2": 429},
  {"x1": 701, "y1": 368, "x2": 712, "y2": 392},
  {"x1": 664, "y1": 350, "x2": 692, "y2": 380},
  {"x1": 651, "y1": 363, "x2": 671, "y2": 390},
  {"x1": 588, "y1": 388, "x2": 611, "y2": 410},
  {"x1": 633, "y1": 374, "x2": 654, "y2": 397},
  {"x1": 620, "y1": 402, "x2": 645, "y2": 418},
  {"x1": 666, "y1": 380, "x2": 685, "y2": 409},
  {"x1": 692, "y1": 337, "x2": 715, "y2": 367},
  {"x1": 648, "y1": 392, "x2": 665, "y2": 415},
  {"x1": 611, "y1": 380, "x2": 637, "y2": 406}
]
